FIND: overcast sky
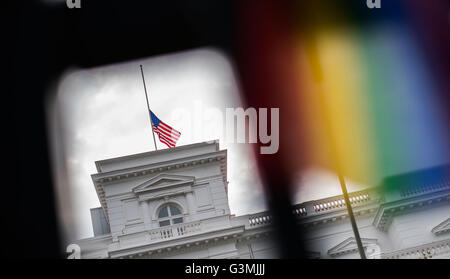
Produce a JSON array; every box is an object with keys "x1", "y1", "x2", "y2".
[{"x1": 55, "y1": 48, "x2": 369, "y2": 240}]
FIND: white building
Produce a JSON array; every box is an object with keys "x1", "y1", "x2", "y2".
[{"x1": 75, "y1": 141, "x2": 450, "y2": 259}]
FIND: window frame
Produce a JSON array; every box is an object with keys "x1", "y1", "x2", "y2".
[{"x1": 157, "y1": 203, "x2": 184, "y2": 227}]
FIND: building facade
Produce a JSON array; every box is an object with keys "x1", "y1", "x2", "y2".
[{"x1": 75, "y1": 141, "x2": 450, "y2": 259}]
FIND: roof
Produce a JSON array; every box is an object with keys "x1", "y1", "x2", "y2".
[{"x1": 95, "y1": 140, "x2": 220, "y2": 173}]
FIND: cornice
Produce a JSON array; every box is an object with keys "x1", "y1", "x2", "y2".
[
  {"x1": 95, "y1": 140, "x2": 220, "y2": 173},
  {"x1": 373, "y1": 190, "x2": 450, "y2": 232},
  {"x1": 109, "y1": 225, "x2": 244, "y2": 258},
  {"x1": 381, "y1": 238, "x2": 450, "y2": 259},
  {"x1": 92, "y1": 150, "x2": 226, "y2": 184},
  {"x1": 431, "y1": 218, "x2": 450, "y2": 235},
  {"x1": 238, "y1": 230, "x2": 273, "y2": 243}
]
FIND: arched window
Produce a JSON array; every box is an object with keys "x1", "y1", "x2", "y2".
[{"x1": 157, "y1": 204, "x2": 183, "y2": 227}]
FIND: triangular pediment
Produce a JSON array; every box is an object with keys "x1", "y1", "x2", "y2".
[
  {"x1": 328, "y1": 237, "x2": 378, "y2": 256},
  {"x1": 431, "y1": 218, "x2": 450, "y2": 235},
  {"x1": 133, "y1": 173, "x2": 195, "y2": 193}
]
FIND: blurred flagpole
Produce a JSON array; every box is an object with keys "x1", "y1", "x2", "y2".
[
  {"x1": 139, "y1": 65, "x2": 158, "y2": 151},
  {"x1": 338, "y1": 172, "x2": 366, "y2": 259},
  {"x1": 307, "y1": 52, "x2": 367, "y2": 258}
]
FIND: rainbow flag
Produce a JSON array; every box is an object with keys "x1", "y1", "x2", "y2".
[
  {"x1": 238, "y1": 0, "x2": 450, "y2": 189},
  {"x1": 295, "y1": 0, "x2": 450, "y2": 186}
]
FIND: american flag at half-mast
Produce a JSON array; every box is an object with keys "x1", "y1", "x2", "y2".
[{"x1": 149, "y1": 110, "x2": 181, "y2": 148}]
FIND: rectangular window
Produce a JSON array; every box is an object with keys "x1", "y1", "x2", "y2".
[
  {"x1": 173, "y1": 217, "x2": 183, "y2": 224},
  {"x1": 159, "y1": 220, "x2": 170, "y2": 227}
]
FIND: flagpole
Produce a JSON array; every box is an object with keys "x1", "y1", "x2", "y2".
[
  {"x1": 139, "y1": 65, "x2": 158, "y2": 151},
  {"x1": 303, "y1": 33, "x2": 366, "y2": 258},
  {"x1": 338, "y1": 172, "x2": 366, "y2": 259}
]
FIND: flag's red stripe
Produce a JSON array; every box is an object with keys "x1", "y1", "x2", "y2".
[
  {"x1": 157, "y1": 131, "x2": 177, "y2": 145},
  {"x1": 155, "y1": 130, "x2": 175, "y2": 145},
  {"x1": 159, "y1": 136, "x2": 175, "y2": 147},
  {"x1": 154, "y1": 124, "x2": 180, "y2": 141},
  {"x1": 160, "y1": 123, "x2": 181, "y2": 136},
  {"x1": 153, "y1": 123, "x2": 180, "y2": 140},
  {"x1": 155, "y1": 129, "x2": 177, "y2": 146},
  {"x1": 158, "y1": 127, "x2": 180, "y2": 140},
  {"x1": 158, "y1": 123, "x2": 181, "y2": 137},
  {"x1": 154, "y1": 127, "x2": 175, "y2": 141},
  {"x1": 159, "y1": 122, "x2": 181, "y2": 136},
  {"x1": 152, "y1": 121, "x2": 180, "y2": 148},
  {"x1": 159, "y1": 137, "x2": 173, "y2": 148}
]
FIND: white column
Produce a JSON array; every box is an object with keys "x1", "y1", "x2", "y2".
[
  {"x1": 186, "y1": 191, "x2": 196, "y2": 218},
  {"x1": 140, "y1": 200, "x2": 151, "y2": 229}
]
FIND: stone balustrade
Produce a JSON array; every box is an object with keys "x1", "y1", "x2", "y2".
[
  {"x1": 149, "y1": 220, "x2": 202, "y2": 241},
  {"x1": 246, "y1": 189, "x2": 377, "y2": 228},
  {"x1": 312, "y1": 193, "x2": 371, "y2": 213},
  {"x1": 248, "y1": 213, "x2": 272, "y2": 227}
]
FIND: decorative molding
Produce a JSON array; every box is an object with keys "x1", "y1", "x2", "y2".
[
  {"x1": 91, "y1": 149, "x2": 227, "y2": 222},
  {"x1": 95, "y1": 141, "x2": 220, "y2": 173},
  {"x1": 312, "y1": 193, "x2": 371, "y2": 213},
  {"x1": 373, "y1": 191, "x2": 450, "y2": 232},
  {"x1": 108, "y1": 225, "x2": 244, "y2": 258},
  {"x1": 327, "y1": 237, "x2": 378, "y2": 257},
  {"x1": 248, "y1": 213, "x2": 272, "y2": 227},
  {"x1": 399, "y1": 180, "x2": 450, "y2": 198},
  {"x1": 133, "y1": 173, "x2": 195, "y2": 194},
  {"x1": 92, "y1": 150, "x2": 226, "y2": 184},
  {"x1": 431, "y1": 218, "x2": 450, "y2": 235},
  {"x1": 382, "y1": 238, "x2": 450, "y2": 259}
]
